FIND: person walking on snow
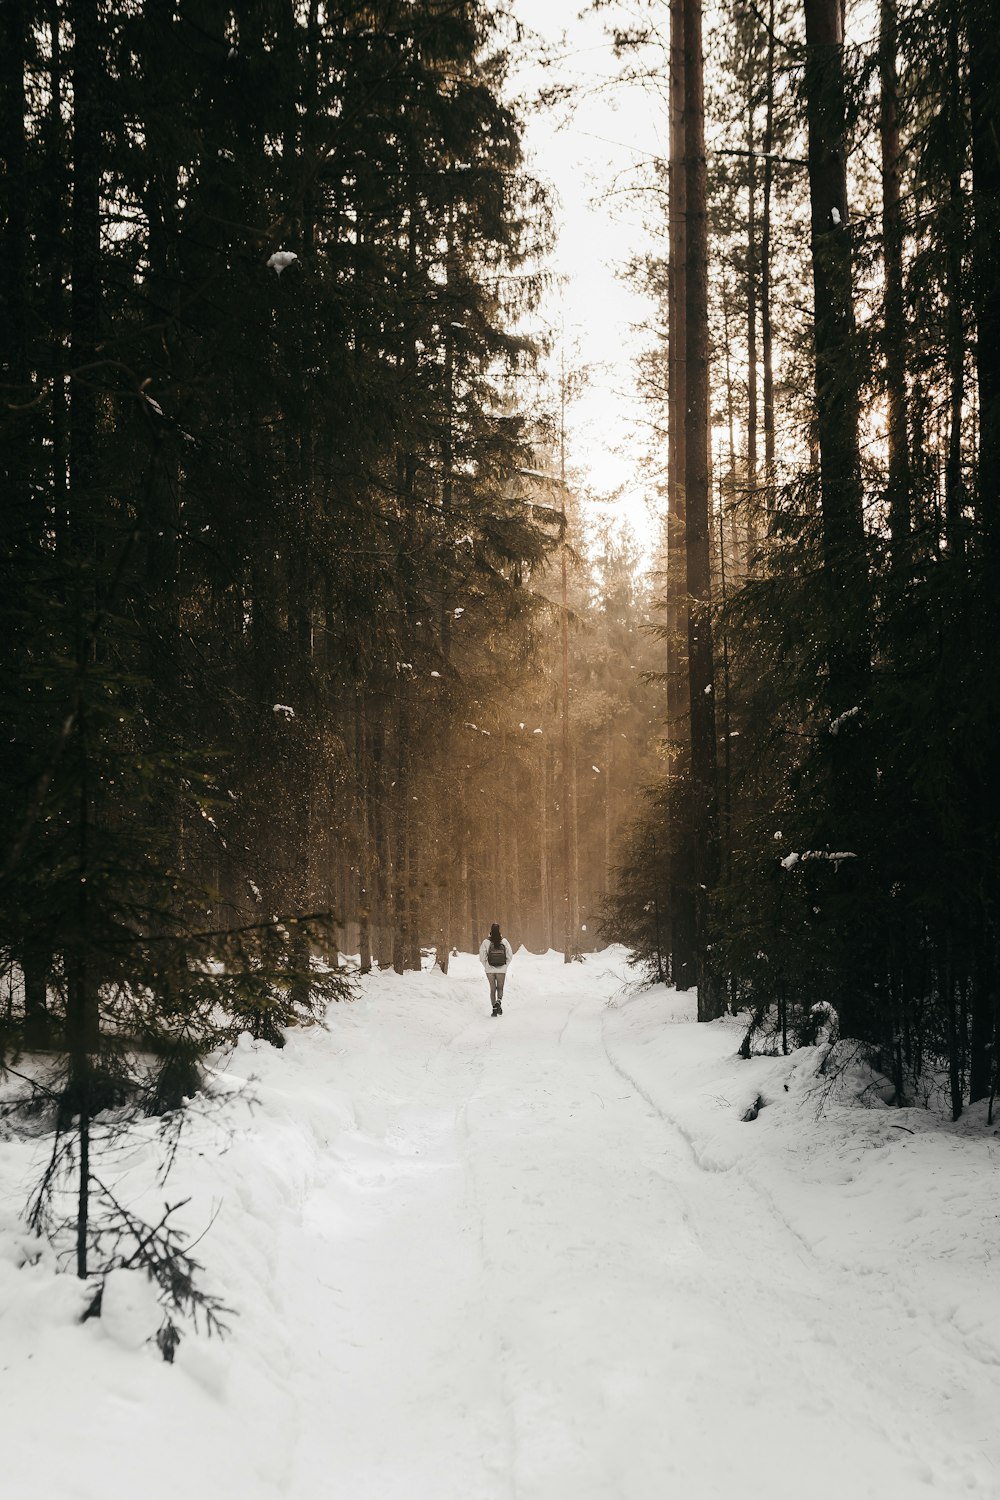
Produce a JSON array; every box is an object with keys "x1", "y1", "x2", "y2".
[{"x1": 479, "y1": 923, "x2": 513, "y2": 1016}]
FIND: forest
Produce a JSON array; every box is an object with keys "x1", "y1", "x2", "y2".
[
  {"x1": 604, "y1": 0, "x2": 1000, "y2": 1122},
  {"x1": 1, "y1": 0, "x2": 999, "y2": 1324}
]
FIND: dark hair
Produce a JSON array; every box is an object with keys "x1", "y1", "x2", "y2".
[{"x1": 489, "y1": 923, "x2": 502, "y2": 943}]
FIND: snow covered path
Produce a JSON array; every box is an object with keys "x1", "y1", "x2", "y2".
[
  {"x1": 4, "y1": 949, "x2": 1000, "y2": 1498},
  {"x1": 269, "y1": 952, "x2": 999, "y2": 1500}
]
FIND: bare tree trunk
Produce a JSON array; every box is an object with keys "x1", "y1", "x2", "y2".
[
  {"x1": 944, "y1": 15, "x2": 968, "y2": 562},
  {"x1": 745, "y1": 56, "x2": 759, "y2": 554},
  {"x1": 684, "y1": 0, "x2": 723, "y2": 1020},
  {"x1": 559, "y1": 495, "x2": 577, "y2": 961},
  {"x1": 965, "y1": 0, "x2": 1000, "y2": 1100},
  {"x1": 22, "y1": 948, "x2": 50, "y2": 1049},
  {"x1": 392, "y1": 703, "x2": 410, "y2": 974},
  {"x1": 3, "y1": 0, "x2": 55, "y2": 1050},
  {"x1": 0, "y1": 0, "x2": 29, "y2": 502},
  {"x1": 435, "y1": 772, "x2": 453, "y2": 974},
  {"x1": 761, "y1": 0, "x2": 777, "y2": 495},
  {"x1": 802, "y1": 0, "x2": 870, "y2": 740},
  {"x1": 879, "y1": 0, "x2": 911, "y2": 565},
  {"x1": 47, "y1": 0, "x2": 68, "y2": 561},
  {"x1": 540, "y1": 747, "x2": 551, "y2": 949},
  {"x1": 603, "y1": 719, "x2": 612, "y2": 898},
  {"x1": 67, "y1": 0, "x2": 103, "y2": 1110},
  {"x1": 369, "y1": 713, "x2": 392, "y2": 968},
  {"x1": 668, "y1": 0, "x2": 696, "y2": 989},
  {"x1": 469, "y1": 859, "x2": 480, "y2": 955},
  {"x1": 355, "y1": 696, "x2": 372, "y2": 974},
  {"x1": 407, "y1": 824, "x2": 421, "y2": 972},
  {"x1": 802, "y1": 0, "x2": 872, "y2": 1038},
  {"x1": 569, "y1": 748, "x2": 580, "y2": 953},
  {"x1": 459, "y1": 842, "x2": 471, "y2": 954},
  {"x1": 967, "y1": 0, "x2": 1000, "y2": 582},
  {"x1": 510, "y1": 803, "x2": 521, "y2": 943}
]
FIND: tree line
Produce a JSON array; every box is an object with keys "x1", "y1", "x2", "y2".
[
  {"x1": 605, "y1": 0, "x2": 1000, "y2": 1118},
  {"x1": 0, "y1": 0, "x2": 544, "y2": 1288},
  {"x1": 0, "y1": 0, "x2": 667, "y2": 1299}
]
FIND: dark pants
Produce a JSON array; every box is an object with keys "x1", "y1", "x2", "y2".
[{"x1": 488, "y1": 971, "x2": 506, "y2": 1005}]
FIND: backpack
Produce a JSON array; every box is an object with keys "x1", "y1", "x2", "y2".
[{"x1": 487, "y1": 939, "x2": 506, "y2": 967}]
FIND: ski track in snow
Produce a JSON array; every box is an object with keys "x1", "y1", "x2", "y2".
[
  {"x1": 3, "y1": 949, "x2": 999, "y2": 1498},
  {"x1": 274, "y1": 954, "x2": 999, "y2": 1499}
]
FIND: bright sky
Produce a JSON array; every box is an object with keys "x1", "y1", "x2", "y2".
[{"x1": 507, "y1": 0, "x2": 667, "y2": 553}]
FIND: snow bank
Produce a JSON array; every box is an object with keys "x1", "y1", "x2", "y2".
[
  {"x1": 602, "y1": 981, "x2": 1000, "y2": 1294},
  {"x1": 602, "y1": 980, "x2": 1000, "y2": 1486}
]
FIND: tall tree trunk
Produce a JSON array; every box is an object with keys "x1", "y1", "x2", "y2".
[
  {"x1": 603, "y1": 719, "x2": 613, "y2": 899},
  {"x1": 469, "y1": 855, "x2": 479, "y2": 955},
  {"x1": 510, "y1": 794, "x2": 521, "y2": 942},
  {"x1": 965, "y1": 0, "x2": 1000, "y2": 1099},
  {"x1": 540, "y1": 747, "x2": 551, "y2": 950},
  {"x1": 370, "y1": 713, "x2": 392, "y2": 968},
  {"x1": 879, "y1": 0, "x2": 911, "y2": 566},
  {"x1": 392, "y1": 704, "x2": 410, "y2": 974},
  {"x1": 0, "y1": 0, "x2": 29, "y2": 512},
  {"x1": 667, "y1": 0, "x2": 696, "y2": 989},
  {"x1": 684, "y1": 0, "x2": 723, "y2": 1020},
  {"x1": 354, "y1": 696, "x2": 373, "y2": 974},
  {"x1": 435, "y1": 281, "x2": 456, "y2": 976},
  {"x1": 67, "y1": 0, "x2": 103, "y2": 1097},
  {"x1": 745, "y1": 55, "x2": 759, "y2": 555},
  {"x1": 435, "y1": 773, "x2": 453, "y2": 975},
  {"x1": 459, "y1": 843, "x2": 470, "y2": 955},
  {"x1": 560, "y1": 529, "x2": 576, "y2": 962},
  {"x1": 22, "y1": 945, "x2": 51, "y2": 1050},
  {"x1": 569, "y1": 748, "x2": 580, "y2": 953},
  {"x1": 407, "y1": 812, "x2": 421, "y2": 971},
  {"x1": 802, "y1": 0, "x2": 870, "y2": 744},
  {"x1": 943, "y1": 15, "x2": 968, "y2": 562},
  {"x1": 802, "y1": 0, "x2": 872, "y2": 1038},
  {"x1": 70, "y1": 0, "x2": 101, "y2": 562},
  {"x1": 47, "y1": 0, "x2": 68, "y2": 560},
  {"x1": 3, "y1": 0, "x2": 53, "y2": 1048},
  {"x1": 761, "y1": 0, "x2": 777, "y2": 494},
  {"x1": 967, "y1": 0, "x2": 1000, "y2": 583}
]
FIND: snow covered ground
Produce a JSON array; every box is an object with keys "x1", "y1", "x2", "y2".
[{"x1": 3, "y1": 948, "x2": 1000, "y2": 1498}]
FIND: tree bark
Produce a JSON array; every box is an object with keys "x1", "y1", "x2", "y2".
[
  {"x1": 540, "y1": 746, "x2": 551, "y2": 950},
  {"x1": 67, "y1": 0, "x2": 103, "y2": 1071},
  {"x1": 802, "y1": 0, "x2": 870, "y2": 733},
  {"x1": 761, "y1": 0, "x2": 776, "y2": 493},
  {"x1": 879, "y1": 0, "x2": 911, "y2": 566},
  {"x1": 967, "y1": 0, "x2": 1000, "y2": 584},
  {"x1": 667, "y1": 0, "x2": 696, "y2": 989},
  {"x1": 942, "y1": 13, "x2": 968, "y2": 562},
  {"x1": 684, "y1": 0, "x2": 723, "y2": 1020},
  {"x1": 745, "y1": 54, "x2": 759, "y2": 554},
  {"x1": 965, "y1": 0, "x2": 1000, "y2": 1098},
  {"x1": 559, "y1": 496, "x2": 578, "y2": 961},
  {"x1": 392, "y1": 703, "x2": 410, "y2": 975},
  {"x1": 0, "y1": 0, "x2": 29, "y2": 509},
  {"x1": 355, "y1": 696, "x2": 373, "y2": 974},
  {"x1": 69, "y1": 0, "x2": 101, "y2": 552}
]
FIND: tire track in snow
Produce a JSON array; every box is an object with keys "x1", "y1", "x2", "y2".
[
  {"x1": 278, "y1": 955, "x2": 1000, "y2": 1498},
  {"x1": 598, "y1": 991, "x2": 1000, "y2": 1494},
  {"x1": 455, "y1": 1093, "x2": 521, "y2": 1500}
]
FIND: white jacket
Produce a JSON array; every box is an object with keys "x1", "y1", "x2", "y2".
[{"x1": 479, "y1": 936, "x2": 513, "y2": 972}]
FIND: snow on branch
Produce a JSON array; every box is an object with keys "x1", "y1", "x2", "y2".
[
  {"x1": 829, "y1": 706, "x2": 860, "y2": 736},
  {"x1": 781, "y1": 851, "x2": 857, "y2": 870},
  {"x1": 266, "y1": 250, "x2": 298, "y2": 275}
]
